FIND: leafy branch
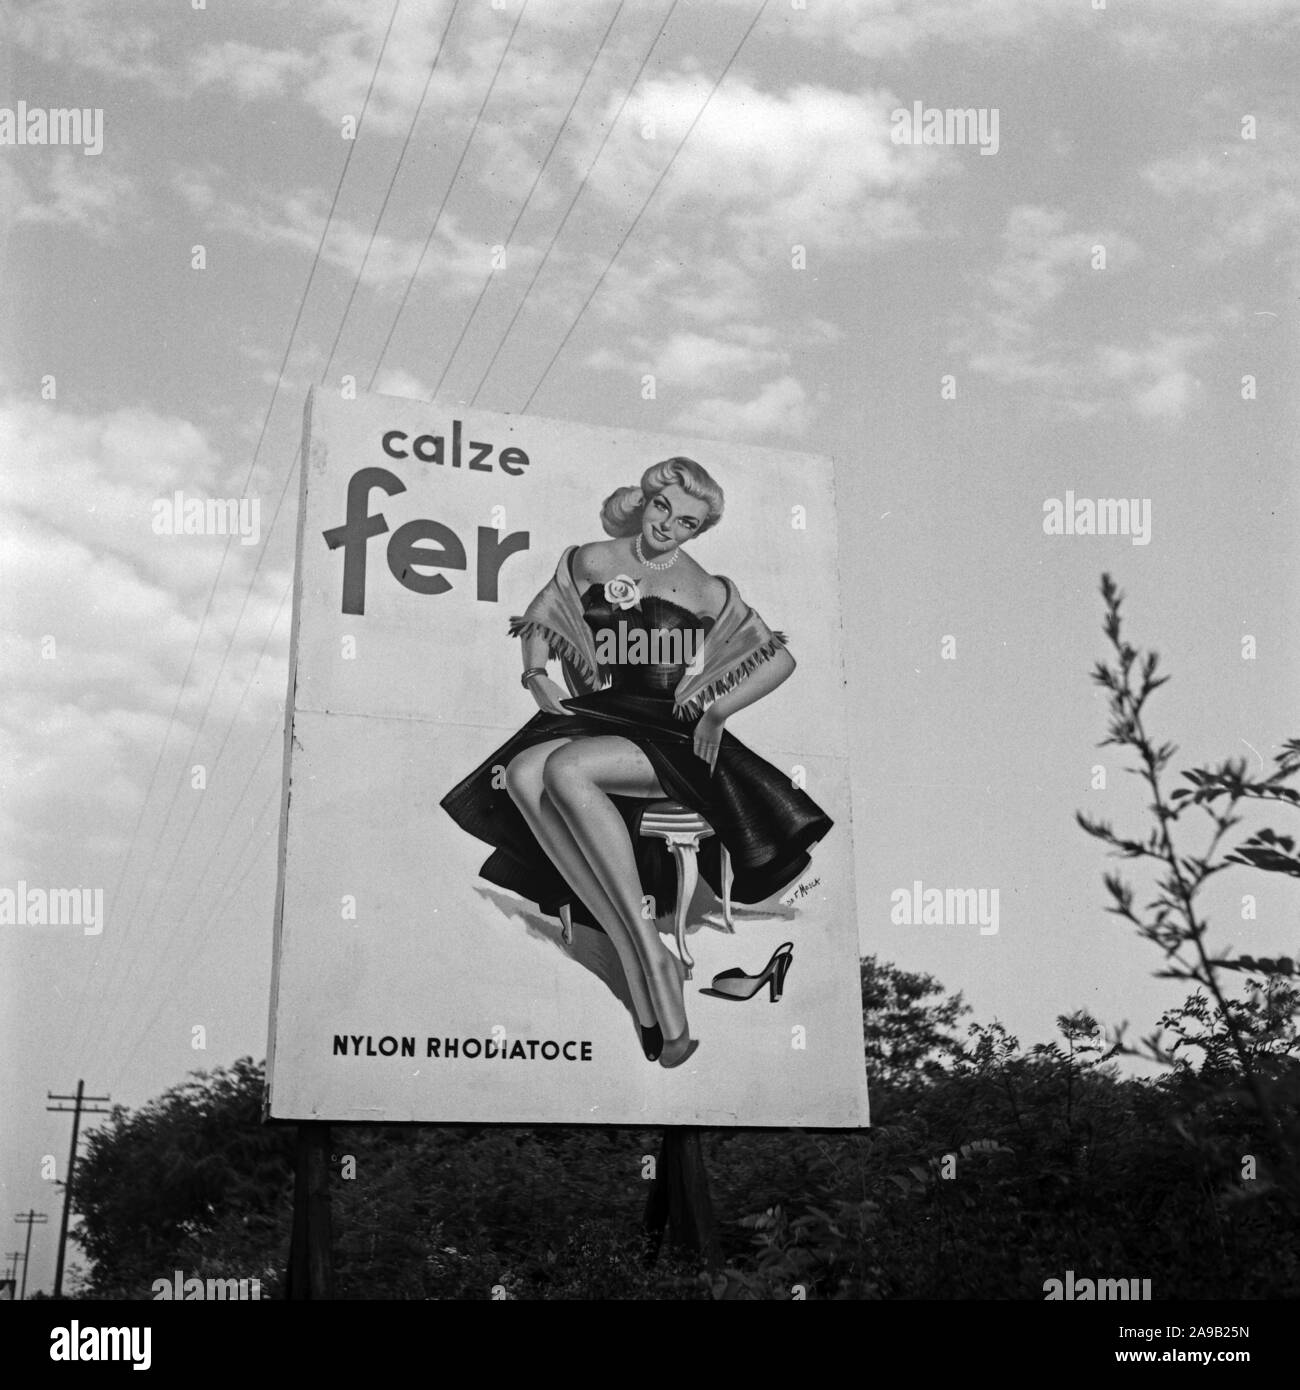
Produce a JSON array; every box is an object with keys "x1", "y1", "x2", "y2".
[{"x1": 1075, "y1": 574, "x2": 1300, "y2": 1184}]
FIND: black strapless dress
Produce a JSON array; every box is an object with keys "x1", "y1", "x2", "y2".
[{"x1": 439, "y1": 585, "x2": 833, "y2": 932}]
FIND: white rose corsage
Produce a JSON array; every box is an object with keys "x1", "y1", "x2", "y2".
[{"x1": 603, "y1": 574, "x2": 642, "y2": 611}]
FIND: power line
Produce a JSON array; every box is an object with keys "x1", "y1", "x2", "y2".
[
  {"x1": 111, "y1": 5, "x2": 641, "y2": 1065},
  {"x1": 430, "y1": 0, "x2": 629, "y2": 400},
  {"x1": 107, "y1": 0, "x2": 431, "y2": 962},
  {"x1": 110, "y1": 0, "x2": 401, "y2": 928},
  {"x1": 245, "y1": 0, "x2": 403, "y2": 471},
  {"x1": 105, "y1": 576, "x2": 225, "y2": 922},
  {"x1": 112, "y1": 557, "x2": 273, "y2": 933},
  {"x1": 73, "y1": 457, "x2": 300, "y2": 1080},
  {"x1": 100, "y1": 1, "x2": 693, "y2": 1097},
  {"x1": 368, "y1": 0, "x2": 532, "y2": 391},
  {"x1": 107, "y1": 451, "x2": 298, "y2": 940},
  {"x1": 102, "y1": 4, "x2": 538, "y2": 1088},
  {"x1": 320, "y1": 0, "x2": 464, "y2": 385},
  {"x1": 111, "y1": 781, "x2": 282, "y2": 1092},
  {"x1": 467, "y1": 0, "x2": 683, "y2": 408},
  {"x1": 91, "y1": 2, "x2": 472, "y2": 1079},
  {"x1": 84, "y1": 579, "x2": 293, "y2": 1081},
  {"x1": 87, "y1": 509, "x2": 293, "y2": 1078},
  {"x1": 186, "y1": 542, "x2": 293, "y2": 800},
  {"x1": 522, "y1": 0, "x2": 771, "y2": 412},
  {"x1": 104, "y1": 0, "x2": 402, "y2": 945},
  {"x1": 101, "y1": 2, "x2": 455, "y2": 1063},
  {"x1": 102, "y1": 3, "x2": 626, "y2": 1069},
  {"x1": 157, "y1": 714, "x2": 284, "y2": 958},
  {"x1": 101, "y1": 716, "x2": 283, "y2": 1084}
]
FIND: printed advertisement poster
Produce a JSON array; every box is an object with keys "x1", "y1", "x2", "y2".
[{"x1": 266, "y1": 389, "x2": 868, "y2": 1126}]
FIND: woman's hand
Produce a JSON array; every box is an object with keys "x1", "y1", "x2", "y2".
[
  {"x1": 693, "y1": 709, "x2": 725, "y2": 772},
  {"x1": 529, "y1": 674, "x2": 575, "y2": 716}
]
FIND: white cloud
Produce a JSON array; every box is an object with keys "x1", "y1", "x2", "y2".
[
  {"x1": 15, "y1": 0, "x2": 1298, "y2": 122},
  {"x1": 588, "y1": 329, "x2": 786, "y2": 390},
  {"x1": 9, "y1": 151, "x2": 140, "y2": 239},
  {"x1": 594, "y1": 250, "x2": 763, "y2": 334},
  {"x1": 0, "y1": 398, "x2": 223, "y2": 573},
  {"x1": 655, "y1": 332, "x2": 781, "y2": 384},
  {"x1": 188, "y1": 42, "x2": 312, "y2": 100},
  {"x1": 174, "y1": 176, "x2": 542, "y2": 300},
  {"x1": 172, "y1": 167, "x2": 218, "y2": 213},
  {"x1": 0, "y1": 395, "x2": 290, "y2": 884},
  {"x1": 951, "y1": 205, "x2": 1216, "y2": 422},
  {"x1": 982, "y1": 206, "x2": 1137, "y2": 319},
  {"x1": 672, "y1": 375, "x2": 814, "y2": 440},
  {"x1": 373, "y1": 368, "x2": 434, "y2": 401},
  {"x1": 1143, "y1": 127, "x2": 1300, "y2": 266},
  {"x1": 746, "y1": 0, "x2": 1085, "y2": 59},
  {"x1": 10, "y1": 0, "x2": 175, "y2": 89},
  {"x1": 1109, "y1": 25, "x2": 1186, "y2": 62},
  {"x1": 1094, "y1": 331, "x2": 1213, "y2": 421},
  {"x1": 540, "y1": 78, "x2": 947, "y2": 396},
  {"x1": 294, "y1": 5, "x2": 618, "y2": 145},
  {"x1": 951, "y1": 205, "x2": 1150, "y2": 411},
  {"x1": 579, "y1": 77, "x2": 943, "y2": 260},
  {"x1": 713, "y1": 0, "x2": 1299, "y2": 59}
]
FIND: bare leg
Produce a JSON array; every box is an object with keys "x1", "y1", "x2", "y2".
[
  {"x1": 504, "y1": 740, "x2": 657, "y2": 1031},
  {"x1": 541, "y1": 737, "x2": 693, "y2": 1062}
]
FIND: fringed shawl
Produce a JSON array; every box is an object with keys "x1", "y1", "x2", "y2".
[{"x1": 507, "y1": 545, "x2": 788, "y2": 720}]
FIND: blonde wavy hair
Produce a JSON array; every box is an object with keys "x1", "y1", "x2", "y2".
[{"x1": 600, "y1": 456, "x2": 724, "y2": 539}]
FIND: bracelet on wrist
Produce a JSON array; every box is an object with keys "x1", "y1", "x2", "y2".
[{"x1": 521, "y1": 667, "x2": 547, "y2": 689}]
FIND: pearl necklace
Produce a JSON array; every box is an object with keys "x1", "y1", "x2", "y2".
[{"x1": 635, "y1": 535, "x2": 679, "y2": 570}]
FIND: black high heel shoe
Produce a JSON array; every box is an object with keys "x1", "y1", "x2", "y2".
[
  {"x1": 640, "y1": 1023, "x2": 663, "y2": 1061},
  {"x1": 658, "y1": 1028, "x2": 698, "y2": 1069},
  {"x1": 700, "y1": 943, "x2": 794, "y2": 1002}
]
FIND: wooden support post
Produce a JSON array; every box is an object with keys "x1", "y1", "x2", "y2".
[
  {"x1": 643, "y1": 1126, "x2": 719, "y2": 1270},
  {"x1": 286, "y1": 1122, "x2": 334, "y2": 1299}
]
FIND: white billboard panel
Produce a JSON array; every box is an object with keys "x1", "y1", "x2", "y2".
[{"x1": 266, "y1": 389, "x2": 868, "y2": 1126}]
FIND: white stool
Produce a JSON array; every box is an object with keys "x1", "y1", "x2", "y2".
[
  {"x1": 639, "y1": 800, "x2": 735, "y2": 978},
  {"x1": 558, "y1": 802, "x2": 734, "y2": 976}
]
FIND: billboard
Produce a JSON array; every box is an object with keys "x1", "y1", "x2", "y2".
[{"x1": 265, "y1": 389, "x2": 868, "y2": 1126}]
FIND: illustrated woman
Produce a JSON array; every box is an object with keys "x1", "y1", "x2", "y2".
[{"x1": 440, "y1": 457, "x2": 832, "y2": 1068}]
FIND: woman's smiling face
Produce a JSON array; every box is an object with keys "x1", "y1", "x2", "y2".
[{"x1": 641, "y1": 483, "x2": 711, "y2": 554}]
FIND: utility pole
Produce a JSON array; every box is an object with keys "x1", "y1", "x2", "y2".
[
  {"x1": 47, "y1": 1080, "x2": 111, "y2": 1297},
  {"x1": 5, "y1": 1250, "x2": 21, "y2": 1281},
  {"x1": 13, "y1": 1211, "x2": 47, "y2": 1301}
]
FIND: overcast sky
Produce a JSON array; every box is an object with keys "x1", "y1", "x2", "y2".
[{"x1": 3, "y1": 0, "x2": 1299, "y2": 1294}]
